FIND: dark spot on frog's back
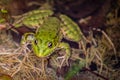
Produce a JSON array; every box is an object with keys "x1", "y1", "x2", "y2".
[{"x1": 48, "y1": 32, "x2": 52, "y2": 36}]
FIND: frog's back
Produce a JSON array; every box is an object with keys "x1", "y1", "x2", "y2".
[{"x1": 36, "y1": 17, "x2": 61, "y2": 40}]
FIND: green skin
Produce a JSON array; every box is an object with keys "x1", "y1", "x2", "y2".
[
  {"x1": 0, "y1": 10, "x2": 5, "y2": 24},
  {"x1": 13, "y1": 9, "x2": 83, "y2": 64}
]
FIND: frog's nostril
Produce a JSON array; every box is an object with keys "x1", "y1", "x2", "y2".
[{"x1": 48, "y1": 42, "x2": 52, "y2": 48}]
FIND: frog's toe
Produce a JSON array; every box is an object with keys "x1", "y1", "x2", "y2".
[{"x1": 57, "y1": 55, "x2": 69, "y2": 68}]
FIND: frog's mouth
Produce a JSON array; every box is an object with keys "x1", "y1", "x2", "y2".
[
  {"x1": 35, "y1": 53, "x2": 46, "y2": 57},
  {"x1": 33, "y1": 46, "x2": 56, "y2": 58},
  {"x1": 35, "y1": 51, "x2": 53, "y2": 58}
]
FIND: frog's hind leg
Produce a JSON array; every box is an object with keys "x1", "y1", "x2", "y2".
[
  {"x1": 59, "y1": 15, "x2": 88, "y2": 52},
  {"x1": 57, "y1": 42, "x2": 71, "y2": 68},
  {"x1": 60, "y1": 14, "x2": 84, "y2": 42}
]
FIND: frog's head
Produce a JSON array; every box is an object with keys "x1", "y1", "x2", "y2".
[
  {"x1": 32, "y1": 34, "x2": 59, "y2": 57},
  {"x1": 30, "y1": 17, "x2": 60, "y2": 57}
]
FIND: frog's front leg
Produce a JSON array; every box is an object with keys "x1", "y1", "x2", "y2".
[
  {"x1": 20, "y1": 32, "x2": 35, "y2": 52},
  {"x1": 21, "y1": 32, "x2": 35, "y2": 45},
  {"x1": 57, "y1": 42, "x2": 71, "y2": 68}
]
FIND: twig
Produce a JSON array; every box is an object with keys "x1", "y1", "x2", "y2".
[{"x1": 84, "y1": 68, "x2": 109, "y2": 80}]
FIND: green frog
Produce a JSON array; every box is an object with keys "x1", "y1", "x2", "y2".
[{"x1": 13, "y1": 9, "x2": 85, "y2": 66}]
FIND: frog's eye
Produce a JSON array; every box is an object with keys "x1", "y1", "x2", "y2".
[
  {"x1": 48, "y1": 42, "x2": 52, "y2": 48},
  {"x1": 34, "y1": 40, "x2": 38, "y2": 45}
]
